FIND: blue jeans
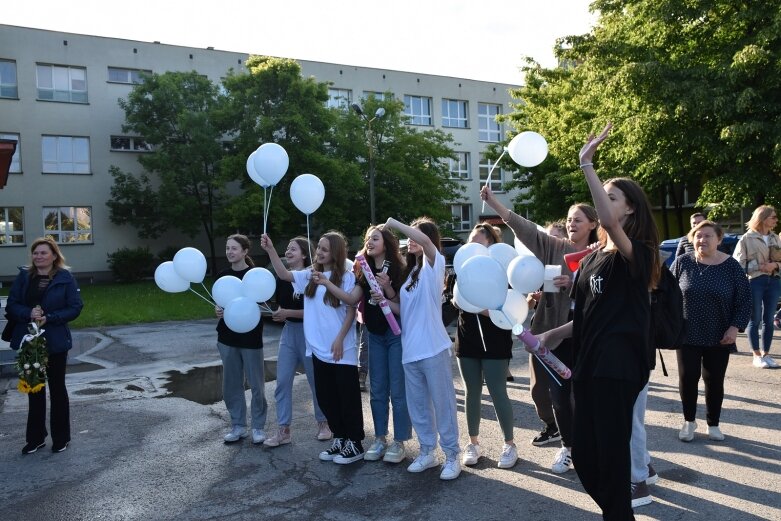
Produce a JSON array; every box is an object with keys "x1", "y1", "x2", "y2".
[
  {"x1": 367, "y1": 329, "x2": 411, "y2": 441},
  {"x1": 403, "y1": 348, "x2": 460, "y2": 459},
  {"x1": 747, "y1": 275, "x2": 781, "y2": 353},
  {"x1": 217, "y1": 342, "x2": 267, "y2": 430},
  {"x1": 273, "y1": 321, "x2": 325, "y2": 426},
  {"x1": 630, "y1": 382, "x2": 651, "y2": 483}
]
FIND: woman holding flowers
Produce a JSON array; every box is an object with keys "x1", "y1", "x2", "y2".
[{"x1": 7, "y1": 237, "x2": 83, "y2": 454}]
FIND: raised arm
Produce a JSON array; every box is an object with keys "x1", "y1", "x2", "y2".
[
  {"x1": 385, "y1": 217, "x2": 438, "y2": 266},
  {"x1": 578, "y1": 123, "x2": 633, "y2": 261},
  {"x1": 481, "y1": 185, "x2": 511, "y2": 221},
  {"x1": 260, "y1": 234, "x2": 293, "y2": 282},
  {"x1": 315, "y1": 274, "x2": 363, "y2": 306}
]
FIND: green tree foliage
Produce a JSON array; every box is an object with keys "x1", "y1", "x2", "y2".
[
  {"x1": 107, "y1": 71, "x2": 227, "y2": 273},
  {"x1": 505, "y1": 0, "x2": 781, "y2": 231}
]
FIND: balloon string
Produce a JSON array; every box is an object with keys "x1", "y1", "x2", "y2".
[
  {"x1": 481, "y1": 148, "x2": 507, "y2": 213},
  {"x1": 306, "y1": 214, "x2": 313, "y2": 265},
  {"x1": 265, "y1": 186, "x2": 274, "y2": 231},
  {"x1": 199, "y1": 282, "x2": 213, "y2": 300},
  {"x1": 259, "y1": 302, "x2": 274, "y2": 314},
  {"x1": 476, "y1": 314, "x2": 487, "y2": 352},
  {"x1": 262, "y1": 187, "x2": 268, "y2": 236},
  {"x1": 189, "y1": 287, "x2": 215, "y2": 307},
  {"x1": 535, "y1": 353, "x2": 562, "y2": 387}
]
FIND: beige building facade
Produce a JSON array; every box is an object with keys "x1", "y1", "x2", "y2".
[{"x1": 0, "y1": 25, "x2": 520, "y2": 279}]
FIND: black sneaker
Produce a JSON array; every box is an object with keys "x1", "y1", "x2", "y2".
[
  {"x1": 22, "y1": 441, "x2": 46, "y2": 455},
  {"x1": 531, "y1": 425, "x2": 561, "y2": 446},
  {"x1": 51, "y1": 441, "x2": 69, "y2": 453},
  {"x1": 319, "y1": 438, "x2": 344, "y2": 461},
  {"x1": 333, "y1": 439, "x2": 365, "y2": 464}
]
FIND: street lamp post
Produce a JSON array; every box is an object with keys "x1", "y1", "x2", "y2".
[{"x1": 351, "y1": 103, "x2": 385, "y2": 224}]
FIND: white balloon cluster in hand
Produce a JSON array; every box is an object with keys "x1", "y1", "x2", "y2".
[
  {"x1": 212, "y1": 267, "x2": 276, "y2": 333},
  {"x1": 453, "y1": 242, "x2": 544, "y2": 330},
  {"x1": 155, "y1": 247, "x2": 208, "y2": 292}
]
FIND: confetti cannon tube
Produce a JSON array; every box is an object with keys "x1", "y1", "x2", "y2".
[
  {"x1": 355, "y1": 255, "x2": 401, "y2": 336},
  {"x1": 512, "y1": 324, "x2": 572, "y2": 379}
]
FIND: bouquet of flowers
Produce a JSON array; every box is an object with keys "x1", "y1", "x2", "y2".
[{"x1": 15, "y1": 320, "x2": 48, "y2": 394}]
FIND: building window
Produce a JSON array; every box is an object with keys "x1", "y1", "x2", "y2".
[
  {"x1": 447, "y1": 152, "x2": 470, "y2": 180},
  {"x1": 110, "y1": 136, "x2": 153, "y2": 152},
  {"x1": 0, "y1": 207, "x2": 24, "y2": 245},
  {"x1": 36, "y1": 64, "x2": 88, "y2": 103},
  {"x1": 362, "y1": 90, "x2": 391, "y2": 101},
  {"x1": 0, "y1": 133, "x2": 21, "y2": 172},
  {"x1": 478, "y1": 103, "x2": 502, "y2": 142},
  {"x1": 451, "y1": 204, "x2": 472, "y2": 232},
  {"x1": 0, "y1": 59, "x2": 18, "y2": 98},
  {"x1": 479, "y1": 153, "x2": 504, "y2": 191},
  {"x1": 107, "y1": 67, "x2": 150, "y2": 84},
  {"x1": 404, "y1": 95, "x2": 433, "y2": 126},
  {"x1": 327, "y1": 88, "x2": 352, "y2": 109},
  {"x1": 43, "y1": 206, "x2": 92, "y2": 243},
  {"x1": 442, "y1": 99, "x2": 468, "y2": 128},
  {"x1": 42, "y1": 136, "x2": 91, "y2": 174}
]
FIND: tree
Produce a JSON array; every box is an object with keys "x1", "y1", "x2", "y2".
[{"x1": 107, "y1": 71, "x2": 228, "y2": 274}]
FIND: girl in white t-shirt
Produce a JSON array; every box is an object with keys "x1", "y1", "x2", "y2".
[
  {"x1": 261, "y1": 231, "x2": 365, "y2": 464},
  {"x1": 382, "y1": 217, "x2": 461, "y2": 481}
]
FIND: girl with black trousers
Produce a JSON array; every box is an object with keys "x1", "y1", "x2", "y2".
[{"x1": 538, "y1": 124, "x2": 660, "y2": 520}]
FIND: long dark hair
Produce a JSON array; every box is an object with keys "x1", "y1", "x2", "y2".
[
  {"x1": 227, "y1": 234, "x2": 255, "y2": 267},
  {"x1": 305, "y1": 231, "x2": 348, "y2": 307},
  {"x1": 358, "y1": 224, "x2": 405, "y2": 293},
  {"x1": 289, "y1": 236, "x2": 315, "y2": 268},
  {"x1": 602, "y1": 178, "x2": 660, "y2": 289},
  {"x1": 403, "y1": 217, "x2": 441, "y2": 292}
]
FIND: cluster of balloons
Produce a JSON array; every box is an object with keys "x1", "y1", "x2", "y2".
[
  {"x1": 212, "y1": 267, "x2": 276, "y2": 333},
  {"x1": 154, "y1": 247, "x2": 208, "y2": 291},
  {"x1": 451, "y1": 242, "x2": 545, "y2": 330},
  {"x1": 247, "y1": 143, "x2": 289, "y2": 188}
]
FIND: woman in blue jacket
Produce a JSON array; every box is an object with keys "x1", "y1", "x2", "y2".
[{"x1": 7, "y1": 237, "x2": 83, "y2": 454}]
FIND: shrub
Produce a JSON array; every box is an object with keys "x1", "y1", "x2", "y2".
[
  {"x1": 107, "y1": 247, "x2": 155, "y2": 282},
  {"x1": 156, "y1": 246, "x2": 180, "y2": 263}
]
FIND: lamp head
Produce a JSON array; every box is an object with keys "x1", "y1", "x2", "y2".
[
  {"x1": 374, "y1": 107, "x2": 386, "y2": 118},
  {"x1": 351, "y1": 103, "x2": 364, "y2": 116}
]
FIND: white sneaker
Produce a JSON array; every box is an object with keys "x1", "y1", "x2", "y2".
[
  {"x1": 498, "y1": 443, "x2": 518, "y2": 469},
  {"x1": 364, "y1": 439, "x2": 386, "y2": 461},
  {"x1": 679, "y1": 420, "x2": 697, "y2": 442},
  {"x1": 551, "y1": 446, "x2": 572, "y2": 474},
  {"x1": 753, "y1": 356, "x2": 769, "y2": 368},
  {"x1": 440, "y1": 457, "x2": 462, "y2": 480},
  {"x1": 461, "y1": 443, "x2": 481, "y2": 466},
  {"x1": 383, "y1": 441, "x2": 406, "y2": 463},
  {"x1": 251, "y1": 429, "x2": 267, "y2": 444},
  {"x1": 407, "y1": 452, "x2": 438, "y2": 473},
  {"x1": 223, "y1": 425, "x2": 248, "y2": 443},
  {"x1": 763, "y1": 354, "x2": 779, "y2": 368},
  {"x1": 707, "y1": 425, "x2": 725, "y2": 441}
]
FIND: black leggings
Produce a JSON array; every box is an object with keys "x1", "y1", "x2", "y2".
[
  {"x1": 676, "y1": 345, "x2": 730, "y2": 426},
  {"x1": 547, "y1": 337, "x2": 574, "y2": 447},
  {"x1": 27, "y1": 352, "x2": 70, "y2": 445}
]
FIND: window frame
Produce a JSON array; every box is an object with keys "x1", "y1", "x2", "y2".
[
  {"x1": 0, "y1": 59, "x2": 18, "y2": 98},
  {"x1": 450, "y1": 204, "x2": 472, "y2": 232},
  {"x1": 404, "y1": 95, "x2": 433, "y2": 126},
  {"x1": 110, "y1": 135, "x2": 153, "y2": 152},
  {"x1": 479, "y1": 152, "x2": 504, "y2": 192},
  {"x1": 41, "y1": 135, "x2": 91, "y2": 174},
  {"x1": 43, "y1": 206, "x2": 93, "y2": 244},
  {"x1": 0, "y1": 206, "x2": 25, "y2": 246},
  {"x1": 441, "y1": 98, "x2": 469, "y2": 128},
  {"x1": 36, "y1": 63, "x2": 89, "y2": 103},
  {"x1": 327, "y1": 87, "x2": 352, "y2": 110},
  {"x1": 107, "y1": 66, "x2": 151, "y2": 85},
  {"x1": 478, "y1": 102, "x2": 502, "y2": 142},
  {"x1": 447, "y1": 152, "x2": 471, "y2": 180}
]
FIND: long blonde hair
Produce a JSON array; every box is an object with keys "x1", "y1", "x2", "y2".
[
  {"x1": 747, "y1": 205, "x2": 776, "y2": 233},
  {"x1": 305, "y1": 231, "x2": 348, "y2": 308}
]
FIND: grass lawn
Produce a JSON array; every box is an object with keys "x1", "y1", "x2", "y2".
[{"x1": 70, "y1": 280, "x2": 217, "y2": 329}]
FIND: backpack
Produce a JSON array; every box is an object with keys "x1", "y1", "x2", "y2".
[{"x1": 649, "y1": 263, "x2": 687, "y2": 375}]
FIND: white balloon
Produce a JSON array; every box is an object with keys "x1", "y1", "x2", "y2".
[
  {"x1": 154, "y1": 261, "x2": 190, "y2": 293},
  {"x1": 513, "y1": 237, "x2": 535, "y2": 257},
  {"x1": 241, "y1": 267, "x2": 276, "y2": 303},
  {"x1": 488, "y1": 243, "x2": 519, "y2": 273},
  {"x1": 246, "y1": 151, "x2": 271, "y2": 188},
  {"x1": 507, "y1": 255, "x2": 545, "y2": 294},
  {"x1": 172, "y1": 247, "x2": 207, "y2": 283},
  {"x1": 502, "y1": 289, "x2": 529, "y2": 325},
  {"x1": 290, "y1": 173, "x2": 326, "y2": 215},
  {"x1": 507, "y1": 131, "x2": 549, "y2": 168},
  {"x1": 453, "y1": 242, "x2": 490, "y2": 276},
  {"x1": 344, "y1": 259, "x2": 354, "y2": 273},
  {"x1": 224, "y1": 296, "x2": 261, "y2": 334},
  {"x1": 212, "y1": 275, "x2": 243, "y2": 308},
  {"x1": 453, "y1": 282, "x2": 484, "y2": 313},
  {"x1": 458, "y1": 256, "x2": 508, "y2": 310},
  {"x1": 488, "y1": 309, "x2": 514, "y2": 330},
  {"x1": 252, "y1": 143, "x2": 289, "y2": 186}
]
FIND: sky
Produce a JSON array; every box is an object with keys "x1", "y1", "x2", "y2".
[{"x1": 3, "y1": 0, "x2": 598, "y2": 85}]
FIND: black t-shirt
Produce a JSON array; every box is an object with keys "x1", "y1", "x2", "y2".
[
  {"x1": 358, "y1": 262, "x2": 401, "y2": 335},
  {"x1": 275, "y1": 276, "x2": 303, "y2": 323},
  {"x1": 571, "y1": 240, "x2": 652, "y2": 383},
  {"x1": 215, "y1": 267, "x2": 264, "y2": 349},
  {"x1": 455, "y1": 311, "x2": 513, "y2": 360}
]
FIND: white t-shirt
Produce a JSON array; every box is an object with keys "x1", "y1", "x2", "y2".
[
  {"x1": 399, "y1": 251, "x2": 453, "y2": 364},
  {"x1": 291, "y1": 269, "x2": 357, "y2": 365}
]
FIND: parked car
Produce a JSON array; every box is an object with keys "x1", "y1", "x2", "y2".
[{"x1": 660, "y1": 233, "x2": 741, "y2": 267}]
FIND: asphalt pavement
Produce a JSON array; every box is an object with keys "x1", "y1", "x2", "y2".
[{"x1": 0, "y1": 319, "x2": 779, "y2": 521}]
